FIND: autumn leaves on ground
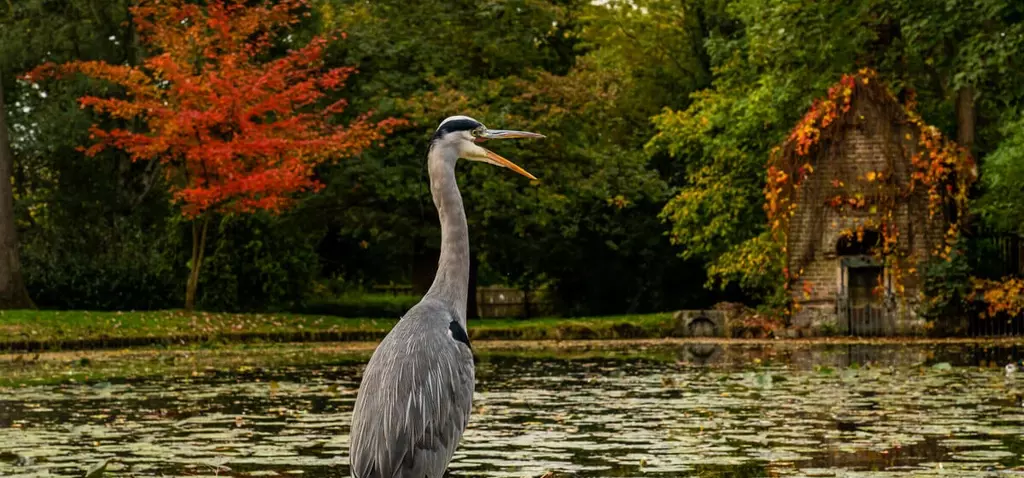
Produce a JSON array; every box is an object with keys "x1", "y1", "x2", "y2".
[{"x1": 0, "y1": 310, "x2": 688, "y2": 351}]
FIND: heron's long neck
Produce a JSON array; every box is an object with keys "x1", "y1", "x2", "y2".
[{"x1": 424, "y1": 145, "x2": 469, "y2": 327}]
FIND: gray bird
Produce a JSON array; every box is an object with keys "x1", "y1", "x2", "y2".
[{"x1": 349, "y1": 116, "x2": 544, "y2": 478}]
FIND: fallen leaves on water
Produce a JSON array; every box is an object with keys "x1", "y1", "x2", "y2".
[{"x1": 84, "y1": 458, "x2": 111, "y2": 478}]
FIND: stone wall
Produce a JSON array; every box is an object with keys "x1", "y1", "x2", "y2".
[{"x1": 673, "y1": 310, "x2": 729, "y2": 337}]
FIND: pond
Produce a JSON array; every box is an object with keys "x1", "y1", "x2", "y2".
[{"x1": 2, "y1": 341, "x2": 1024, "y2": 477}]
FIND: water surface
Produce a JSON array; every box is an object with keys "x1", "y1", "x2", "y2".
[{"x1": 2, "y1": 342, "x2": 1024, "y2": 477}]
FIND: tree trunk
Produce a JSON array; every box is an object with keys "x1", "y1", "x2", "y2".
[
  {"x1": 184, "y1": 216, "x2": 211, "y2": 310},
  {"x1": 0, "y1": 72, "x2": 35, "y2": 309},
  {"x1": 956, "y1": 86, "x2": 976, "y2": 152}
]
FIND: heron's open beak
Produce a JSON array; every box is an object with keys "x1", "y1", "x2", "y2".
[
  {"x1": 475, "y1": 129, "x2": 545, "y2": 180},
  {"x1": 479, "y1": 129, "x2": 545, "y2": 141}
]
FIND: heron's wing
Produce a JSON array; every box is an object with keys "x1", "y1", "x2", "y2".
[{"x1": 350, "y1": 319, "x2": 475, "y2": 478}]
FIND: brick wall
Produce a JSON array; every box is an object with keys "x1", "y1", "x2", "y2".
[{"x1": 787, "y1": 98, "x2": 943, "y2": 333}]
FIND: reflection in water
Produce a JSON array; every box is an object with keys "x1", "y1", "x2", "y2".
[
  {"x1": 0, "y1": 343, "x2": 1023, "y2": 477},
  {"x1": 683, "y1": 343, "x2": 721, "y2": 365}
]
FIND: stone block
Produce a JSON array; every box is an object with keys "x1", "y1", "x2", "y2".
[{"x1": 673, "y1": 310, "x2": 728, "y2": 337}]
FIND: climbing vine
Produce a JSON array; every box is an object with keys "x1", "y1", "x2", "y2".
[
  {"x1": 764, "y1": 69, "x2": 976, "y2": 312},
  {"x1": 971, "y1": 277, "x2": 1024, "y2": 319}
]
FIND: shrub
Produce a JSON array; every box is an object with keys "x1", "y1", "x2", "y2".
[
  {"x1": 196, "y1": 213, "x2": 323, "y2": 312},
  {"x1": 921, "y1": 236, "x2": 973, "y2": 321},
  {"x1": 22, "y1": 223, "x2": 179, "y2": 310}
]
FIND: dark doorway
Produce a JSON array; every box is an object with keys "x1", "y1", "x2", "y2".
[
  {"x1": 837, "y1": 230, "x2": 893, "y2": 336},
  {"x1": 837, "y1": 230, "x2": 881, "y2": 256},
  {"x1": 846, "y1": 265, "x2": 889, "y2": 336},
  {"x1": 848, "y1": 266, "x2": 882, "y2": 308}
]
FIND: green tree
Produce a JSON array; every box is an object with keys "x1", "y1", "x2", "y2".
[
  {"x1": 1, "y1": 0, "x2": 180, "y2": 309},
  {"x1": 1, "y1": 0, "x2": 141, "y2": 310},
  {"x1": 304, "y1": 0, "x2": 719, "y2": 314},
  {"x1": 651, "y1": 0, "x2": 1024, "y2": 302},
  {"x1": 579, "y1": 0, "x2": 712, "y2": 115},
  {"x1": 299, "y1": 0, "x2": 589, "y2": 298},
  {"x1": 0, "y1": 71, "x2": 34, "y2": 308},
  {"x1": 887, "y1": 0, "x2": 1024, "y2": 153},
  {"x1": 977, "y1": 112, "x2": 1024, "y2": 236},
  {"x1": 649, "y1": 0, "x2": 879, "y2": 301},
  {"x1": 402, "y1": 64, "x2": 684, "y2": 313}
]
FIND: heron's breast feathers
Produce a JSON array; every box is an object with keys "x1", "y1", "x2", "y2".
[{"x1": 349, "y1": 321, "x2": 475, "y2": 478}]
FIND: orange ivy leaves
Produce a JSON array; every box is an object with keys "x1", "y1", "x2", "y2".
[
  {"x1": 909, "y1": 126, "x2": 974, "y2": 221},
  {"x1": 971, "y1": 277, "x2": 1024, "y2": 319},
  {"x1": 765, "y1": 68, "x2": 976, "y2": 310},
  {"x1": 764, "y1": 162, "x2": 794, "y2": 234},
  {"x1": 767, "y1": 68, "x2": 974, "y2": 254},
  {"x1": 26, "y1": 0, "x2": 405, "y2": 218},
  {"x1": 789, "y1": 73, "x2": 856, "y2": 156},
  {"x1": 766, "y1": 69, "x2": 873, "y2": 239}
]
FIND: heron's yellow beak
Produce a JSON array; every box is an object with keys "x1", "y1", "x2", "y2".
[
  {"x1": 481, "y1": 149, "x2": 537, "y2": 180},
  {"x1": 475, "y1": 129, "x2": 544, "y2": 180}
]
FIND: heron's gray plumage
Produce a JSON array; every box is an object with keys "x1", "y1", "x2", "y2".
[
  {"x1": 351, "y1": 116, "x2": 509, "y2": 478},
  {"x1": 349, "y1": 300, "x2": 474, "y2": 478}
]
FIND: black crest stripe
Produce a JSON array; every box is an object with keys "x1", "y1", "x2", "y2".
[
  {"x1": 432, "y1": 119, "x2": 482, "y2": 140},
  {"x1": 448, "y1": 320, "x2": 471, "y2": 349}
]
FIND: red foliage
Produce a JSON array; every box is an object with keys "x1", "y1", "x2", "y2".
[
  {"x1": 26, "y1": 0, "x2": 404, "y2": 218},
  {"x1": 788, "y1": 74, "x2": 855, "y2": 156}
]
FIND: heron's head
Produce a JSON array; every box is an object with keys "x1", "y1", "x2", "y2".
[{"x1": 431, "y1": 115, "x2": 544, "y2": 180}]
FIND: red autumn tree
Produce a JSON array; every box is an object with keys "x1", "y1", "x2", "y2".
[{"x1": 27, "y1": 0, "x2": 404, "y2": 309}]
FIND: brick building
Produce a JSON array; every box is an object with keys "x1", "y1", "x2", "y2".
[{"x1": 772, "y1": 72, "x2": 973, "y2": 335}]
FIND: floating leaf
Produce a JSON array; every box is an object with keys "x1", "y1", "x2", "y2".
[{"x1": 85, "y1": 458, "x2": 111, "y2": 478}]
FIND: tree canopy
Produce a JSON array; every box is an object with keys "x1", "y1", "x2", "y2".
[{"x1": 0, "y1": 0, "x2": 1021, "y2": 317}]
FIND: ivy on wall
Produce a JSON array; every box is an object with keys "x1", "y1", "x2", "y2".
[{"x1": 764, "y1": 69, "x2": 976, "y2": 313}]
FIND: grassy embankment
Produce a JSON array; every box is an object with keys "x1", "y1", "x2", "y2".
[{"x1": 0, "y1": 309, "x2": 679, "y2": 352}]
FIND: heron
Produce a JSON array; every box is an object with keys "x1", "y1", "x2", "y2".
[{"x1": 349, "y1": 115, "x2": 544, "y2": 478}]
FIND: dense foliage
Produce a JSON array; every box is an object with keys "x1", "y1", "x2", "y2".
[
  {"x1": 24, "y1": 0, "x2": 401, "y2": 309},
  {"x1": 1, "y1": 0, "x2": 1021, "y2": 317}
]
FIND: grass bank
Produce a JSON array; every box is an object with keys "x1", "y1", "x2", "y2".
[{"x1": 0, "y1": 309, "x2": 678, "y2": 352}]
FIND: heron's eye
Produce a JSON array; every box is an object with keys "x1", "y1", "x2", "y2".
[{"x1": 471, "y1": 127, "x2": 484, "y2": 137}]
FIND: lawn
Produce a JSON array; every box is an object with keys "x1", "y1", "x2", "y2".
[{"x1": 0, "y1": 309, "x2": 678, "y2": 351}]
